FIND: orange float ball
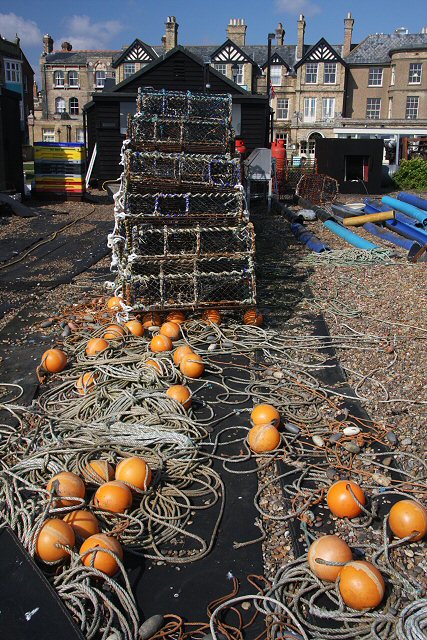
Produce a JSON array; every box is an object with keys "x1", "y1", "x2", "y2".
[
  {"x1": 86, "y1": 338, "x2": 109, "y2": 357},
  {"x1": 327, "y1": 480, "x2": 366, "y2": 519},
  {"x1": 94, "y1": 481, "x2": 133, "y2": 513},
  {"x1": 41, "y1": 348, "x2": 67, "y2": 373},
  {"x1": 167, "y1": 311, "x2": 186, "y2": 324},
  {"x1": 115, "y1": 457, "x2": 152, "y2": 491},
  {"x1": 145, "y1": 358, "x2": 162, "y2": 372},
  {"x1": 75, "y1": 372, "x2": 97, "y2": 395},
  {"x1": 107, "y1": 296, "x2": 123, "y2": 312},
  {"x1": 103, "y1": 324, "x2": 126, "y2": 340},
  {"x1": 166, "y1": 385, "x2": 192, "y2": 409},
  {"x1": 173, "y1": 345, "x2": 194, "y2": 366},
  {"x1": 124, "y1": 319, "x2": 144, "y2": 336},
  {"x1": 36, "y1": 518, "x2": 75, "y2": 563},
  {"x1": 308, "y1": 535, "x2": 353, "y2": 582},
  {"x1": 243, "y1": 309, "x2": 264, "y2": 327},
  {"x1": 63, "y1": 510, "x2": 99, "y2": 539},
  {"x1": 339, "y1": 561, "x2": 385, "y2": 610},
  {"x1": 150, "y1": 334, "x2": 173, "y2": 352},
  {"x1": 202, "y1": 309, "x2": 222, "y2": 325},
  {"x1": 248, "y1": 423, "x2": 281, "y2": 453},
  {"x1": 142, "y1": 312, "x2": 162, "y2": 329},
  {"x1": 180, "y1": 353, "x2": 205, "y2": 378},
  {"x1": 251, "y1": 404, "x2": 280, "y2": 428},
  {"x1": 47, "y1": 471, "x2": 86, "y2": 507},
  {"x1": 160, "y1": 321, "x2": 181, "y2": 341},
  {"x1": 389, "y1": 499, "x2": 427, "y2": 541},
  {"x1": 80, "y1": 533, "x2": 123, "y2": 577},
  {"x1": 86, "y1": 459, "x2": 115, "y2": 483}
]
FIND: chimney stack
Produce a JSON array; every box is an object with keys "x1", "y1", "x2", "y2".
[
  {"x1": 276, "y1": 22, "x2": 285, "y2": 46},
  {"x1": 297, "y1": 15, "x2": 306, "y2": 60},
  {"x1": 43, "y1": 34, "x2": 53, "y2": 55},
  {"x1": 343, "y1": 12, "x2": 354, "y2": 57},
  {"x1": 165, "y1": 16, "x2": 178, "y2": 51},
  {"x1": 61, "y1": 41, "x2": 72, "y2": 52},
  {"x1": 226, "y1": 18, "x2": 247, "y2": 46}
]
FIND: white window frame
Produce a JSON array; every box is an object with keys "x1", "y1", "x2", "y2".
[
  {"x1": 324, "y1": 63, "x2": 337, "y2": 84},
  {"x1": 5, "y1": 59, "x2": 22, "y2": 83},
  {"x1": 55, "y1": 97, "x2": 66, "y2": 114},
  {"x1": 406, "y1": 96, "x2": 419, "y2": 120},
  {"x1": 270, "y1": 65, "x2": 282, "y2": 86},
  {"x1": 408, "y1": 63, "x2": 422, "y2": 84},
  {"x1": 54, "y1": 70, "x2": 65, "y2": 87},
  {"x1": 124, "y1": 63, "x2": 136, "y2": 79},
  {"x1": 276, "y1": 98, "x2": 289, "y2": 120},
  {"x1": 235, "y1": 64, "x2": 244, "y2": 86},
  {"x1": 322, "y1": 97, "x2": 335, "y2": 119},
  {"x1": 366, "y1": 97, "x2": 381, "y2": 119},
  {"x1": 305, "y1": 63, "x2": 318, "y2": 84},
  {"x1": 95, "y1": 70, "x2": 106, "y2": 87},
  {"x1": 76, "y1": 128, "x2": 85, "y2": 143},
  {"x1": 390, "y1": 65, "x2": 396, "y2": 86},
  {"x1": 214, "y1": 63, "x2": 227, "y2": 76},
  {"x1": 69, "y1": 97, "x2": 79, "y2": 116},
  {"x1": 42, "y1": 128, "x2": 55, "y2": 142},
  {"x1": 368, "y1": 67, "x2": 383, "y2": 86},
  {"x1": 303, "y1": 97, "x2": 317, "y2": 122},
  {"x1": 68, "y1": 70, "x2": 79, "y2": 87},
  {"x1": 388, "y1": 97, "x2": 393, "y2": 119}
]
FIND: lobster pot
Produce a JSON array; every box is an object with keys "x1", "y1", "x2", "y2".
[
  {"x1": 123, "y1": 190, "x2": 244, "y2": 223},
  {"x1": 125, "y1": 150, "x2": 241, "y2": 190},
  {"x1": 136, "y1": 89, "x2": 232, "y2": 121},
  {"x1": 121, "y1": 256, "x2": 256, "y2": 311},
  {"x1": 128, "y1": 116, "x2": 231, "y2": 154},
  {"x1": 115, "y1": 222, "x2": 255, "y2": 262}
]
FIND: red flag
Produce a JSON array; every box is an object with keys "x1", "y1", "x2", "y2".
[{"x1": 270, "y1": 82, "x2": 276, "y2": 99}]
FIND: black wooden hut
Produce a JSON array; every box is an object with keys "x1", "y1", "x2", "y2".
[
  {"x1": 0, "y1": 88, "x2": 24, "y2": 194},
  {"x1": 84, "y1": 46, "x2": 269, "y2": 186}
]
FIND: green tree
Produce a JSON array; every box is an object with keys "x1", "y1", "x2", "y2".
[{"x1": 393, "y1": 158, "x2": 427, "y2": 190}]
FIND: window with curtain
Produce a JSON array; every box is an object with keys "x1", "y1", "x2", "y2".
[
  {"x1": 55, "y1": 97, "x2": 66, "y2": 113},
  {"x1": 270, "y1": 65, "x2": 282, "y2": 86}
]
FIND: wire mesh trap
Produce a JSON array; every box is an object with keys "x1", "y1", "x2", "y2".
[
  {"x1": 136, "y1": 88, "x2": 232, "y2": 121},
  {"x1": 115, "y1": 222, "x2": 255, "y2": 262},
  {"x1": 121, "y1": 255, "x2": 256, "y2": 311},
  {"x1": 296, "y1": 173, "x2": 339, "y2": 206}
]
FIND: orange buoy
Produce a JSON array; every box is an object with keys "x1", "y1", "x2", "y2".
[
  {"x1": 327, "y1": 480, "x2": 366, "y2": 519},
  {"x1": 389, "y1": 499, "x2": 427, "y2": 541},
  {"x1": 251, "y1": 404, "x2": 280, "y2": 428},
  {"x1": 36, "y1": 518, "x2": 75, "y2": 563},
  {"x1": 86, "y1": 338, "x2": 109, "y2": 356},
  {"x1": 75, "y1": 372, "x2": 97, "y2": 395},
  {"x1": 41, "y1": 348, "x2": 67, "y2": 373},
  {"x1": 248, "y1": 423, "x2": 281, "y2": 453},
  {"x1": 102, "y1": 324, "x2": 126, "y2": 340},
  {"x1": 308, "y1": 535, "x2": 353, "y2": 581},
  {"x1": 115, "y1": 457, "x2": 152, "y2": 491},
  {"x1": 63, "y1": 510, "x2": 99, "y2": 539},
  {"x1": 86, "y1": 460, "x2": 115, "y2": 483},
  {"x1": 202, "y1": 309, "x2": 222, "y2": 325},
  {"x1": 160, "y1": 321, "x2": 181, "y2": 341},
  {"x1": 166, "y1": 385, "x2": 192, "y2": 409},
  {"x1": 80, "y1": 533, "x2": 123, "y2": 576},
  {"x1": 243, "y1": 309, "x2": 264, "y2": 327},
  {"x1": 145, "y1": 358, "x2": 162, "y2": 372},
  {"x1": 142, "y1": 312, "x2": 162, "y2": 329},
  {"x1": 339, "y1": 561, "x2": 385, "y2": 610},
  {"x1": 180, "y1": 353, "x2": 205, "y2": 378},
  {"x1": 166, "y1": 311, "x2": 186, "y2": 324},
  {"x1": 150, "y1": 334, "x2": 173, "y2": 352},
  {"x1": 107, "y1": 297, "x2": 123, "y2": 312},
  {"x1": 173, "y1": 345, "x2": 194, "y2": 366},
  {"x1": 94, "y1": 481, "x2": 133, "y2": 513},
  {"x1": 124, "y1": 319, "x2": 144, "y2": 336},
  {"x1": 47, "y1": 471, "x2": 86, "y2": 507}
]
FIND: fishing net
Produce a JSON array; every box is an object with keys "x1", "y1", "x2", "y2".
[
  {"x1": 296, "y1": 173, "x2": 339, "y2": 206},
  {"x1": 136, "y1": 88, "x2": 232, "y2": 121}
]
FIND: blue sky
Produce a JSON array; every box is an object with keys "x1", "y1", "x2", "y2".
[{"x1": 1, "y1": 0, "x2": 426, "y2": 83}]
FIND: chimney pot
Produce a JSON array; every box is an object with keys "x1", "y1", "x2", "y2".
[
  {"x1": 164, "y1": 16, "x2": 179, "y2": 51},
  {"x1": 226, "y1": 17, "x2": 247, "y2": 46}
]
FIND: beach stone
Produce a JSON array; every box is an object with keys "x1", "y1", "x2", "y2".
[
  {"x1": 312, "y1": 435, "x2": 325, "y2": 447},
  {"x1": 138, "y1": 615, "x2": 164, "y2": 640},
  {"x1": 342, "y1": 441, "x2": 360, "y2": 454},
  {"x1": 372, "y1": 473, "x2": 391, "y2": 487},
  {"x1": 329, "y1": 433, "x2": 342, "y2": 444},
  {"x1": 284, "y1": 423, "x2": 300, "y2": 435},
  {"x1": 385, "y1": 431, "x2": 397, "y2": 446},
  {"x1": 40, "y1": 319, "x2": 54, "y2": 328},
  {"x1": 402, "y1": 438, "x2": 412, "y2": 446},
  {"x1": 273, "y1": 371, "x2": 284, "y2": 379},
  {"x1": 343, "y1": 426, "x2": 361, "y2": 436},
  {"x1": 61, "y1": 326, "x2": 71, "y2": 338},
  {"x1": 208, "y1": 343, "x2": 218, "y2": 352},
  {"x1": 241, "y1": 601, "x2": 251, "y2": 611},
  {"x1": 205, "y1": 334, "x2": 217, "y2": 343}
]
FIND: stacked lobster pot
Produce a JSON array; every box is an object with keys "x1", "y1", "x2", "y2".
[{"x1": 111, "y1": 88, "x2": 256, "y2": 311}]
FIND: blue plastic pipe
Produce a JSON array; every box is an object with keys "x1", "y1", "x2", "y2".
[
  {"x1": 382, "y1": 195, "x2": 427, "y2": 227},
  {"x1": 362, "y1": 222, "x2": 418, "y2": 251},
  {"x1": 397, "y1": 192, "x2": 427, "y2": 212},
  {"x1": 365, "y1": 199, "x2": 419, "y2": 226},
  {"x1": 290, "y1": 222, "x2": 330, "y2": 253},
  {"x1": 323, "y1": 220, "x2": 378, "y2": 249},
  {"x1": 385, "y1": 219, "x2": 427, "y2": 245}
]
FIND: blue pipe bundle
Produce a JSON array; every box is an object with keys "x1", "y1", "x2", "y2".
[
  {"x1": 385, "y1": 219, "x2": 427, "y2": 246},
  {"x1": 365, "y1": 199, "x2": 419, "y2": 226},
  {"x1": 290, "y1": 222, "x2": 330, "y2": 253},
  {"x1": 323, "y1": 220, "x2": 378, "y2": 249},
  {"x1": 382, "y1": 195, "x2": 427, "y2": 227},
  {"x1": 397, "y1": 192, "x2": 427, "y2": 212},
  {"x1": 362, "y1": 222, "x2": 419, "y2": 251}
]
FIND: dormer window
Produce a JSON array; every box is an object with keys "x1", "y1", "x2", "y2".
[{"x1": 270, "y1": 65, "x2": 282, "y2": 86}]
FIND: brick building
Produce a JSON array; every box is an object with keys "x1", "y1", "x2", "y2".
[{"x1": 0, "y1": 34, "x2": 34, "y2": 143}]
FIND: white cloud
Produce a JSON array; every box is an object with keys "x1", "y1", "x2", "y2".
[
  {"x1": 57, "y1": 15, "x2": 124, "y2": 50},
  {"x1": 0, "y1": 13, "x2": 42, "y2": 46},
  {"x1": 275, "y1": 0, "x2": 321, "y2": 17}
]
